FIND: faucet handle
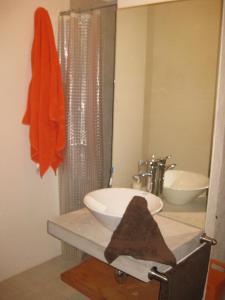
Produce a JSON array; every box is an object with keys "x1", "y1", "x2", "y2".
[
  {"x1": 165, "y1": 155, "x2": 172, "y2": 160},
  {"x1": 165, "y1": 163, "x2": 176, "y2": 171},
  {"x1": 158, "y1": 155, "x2": 172, "y2": 165},
  {"x1": 151, "y1": 154, "x2": 160, "y2": 162},
  {"x1": 146, "y1": 159, "x2": 159, "y2": 173},
  {"x1": 151, "y1": 154, "x2": 171, "y2": 162}
]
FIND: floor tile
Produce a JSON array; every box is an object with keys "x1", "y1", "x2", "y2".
[{"x1": 0, "y1": 256, "x2": 88, "y2": 300}]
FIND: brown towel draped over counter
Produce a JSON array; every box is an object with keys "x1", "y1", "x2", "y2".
[{"x1": 104, "y1": 196, "x2": 176, "y2": 266}]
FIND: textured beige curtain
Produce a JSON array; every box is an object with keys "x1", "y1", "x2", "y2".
[{"x1": 58, "y1": 7, "x2": 116, "y2": 258}]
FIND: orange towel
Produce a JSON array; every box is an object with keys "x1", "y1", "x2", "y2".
[{"x1": 22, "y1": 7, "x2": 65, "y2": 177}]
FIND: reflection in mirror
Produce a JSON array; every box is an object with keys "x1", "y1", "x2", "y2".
[{"x1": 112, "y1": 0, "x2": 222, "y2": 229}]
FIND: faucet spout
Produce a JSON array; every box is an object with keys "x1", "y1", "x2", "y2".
[
  {"x1": 133, "y1": 156, "x2": 176, "y2": 196},
  {"x1": 141, "y1": 172, "x2": 154, "y2": 193},
  {"x1": 133, "y1": 172, "x2": 153, "y2": 193}
]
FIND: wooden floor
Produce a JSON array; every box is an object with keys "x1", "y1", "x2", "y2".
[{"x1": 61, "y1": 257, "x2": 160, "y2": 300}]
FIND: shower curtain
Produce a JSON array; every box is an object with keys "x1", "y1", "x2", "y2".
[{"x1": 58, "y1": 7, "x2": 116, "y2": 258}]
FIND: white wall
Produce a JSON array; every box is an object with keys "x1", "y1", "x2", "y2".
[{"x1": 0, "y1": 0, "x2": 69, "y2": 281}]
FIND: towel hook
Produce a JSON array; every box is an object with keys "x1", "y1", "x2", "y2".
[{"x1": 148, "y1": 267, "x2": 168, "y2": 283}]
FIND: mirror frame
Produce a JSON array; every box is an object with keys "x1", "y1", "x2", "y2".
[{"x1": 117, "y1": 0, "x2": 225, "y2": 238}]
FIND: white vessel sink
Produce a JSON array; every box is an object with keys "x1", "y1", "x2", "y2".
[
  {"x1": 83, "y1": 188, "x2": 163, "y2": 231},
  {"x1": 163, "y1": 170, "x2": 209, "y2": 205}
]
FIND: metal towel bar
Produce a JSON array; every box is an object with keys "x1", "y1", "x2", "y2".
[
  {"x1": 200, "y1": 233, "x2": 217, "y2": 246},
  {"x1": 148, "y1": 267, "x2": 168, "y2": 283},
  {"x1": 148, "y1": 233, "x2": 217, "y2": 283}
]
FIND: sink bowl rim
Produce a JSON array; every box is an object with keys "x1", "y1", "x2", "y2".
[
  {"x1": 164, "y1": 170, "x2": 209, "y2": 192},
  {"x1": 83, "y1": 187, "x2": 163, "y2": 218}
]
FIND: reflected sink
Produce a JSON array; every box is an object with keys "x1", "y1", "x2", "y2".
[
  {"x1": 83, "y1": 188, "x2": 163, "y2": 231},
  {"x1": 163, "y1": 170, "x2": 209, "y2": 205}
]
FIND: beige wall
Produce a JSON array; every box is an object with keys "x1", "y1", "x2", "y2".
[
  {"x1": 143, "y1": 0, "x2": 221, "y2": 176},
  {"x1": 112, "y1": 7, "x2": 148, "y2": 187},
  {"x1": 113, "y1": 0, "x2": 221, "y2": 187},
  {"x1": 0, "y1": 0, "x2": 69, "y2": 281}
]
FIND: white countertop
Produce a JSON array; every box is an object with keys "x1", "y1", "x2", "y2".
[
  {"x1": 159, "y1": 196, "x2": 207, "y2": 229},
  {"x1": 48, "y1": 208, "x2": 203, "y2": 282}
]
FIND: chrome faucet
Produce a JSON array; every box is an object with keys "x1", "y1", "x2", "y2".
[
  {"x1": 133, "y1": 155, "x2": 176, "y2": 196},
  {"x1": 157, "y1": 156, "x2": 176, "y2": 195},
  {"x1": 133, "y1": 160, "x2": 154, "y2": 192}
]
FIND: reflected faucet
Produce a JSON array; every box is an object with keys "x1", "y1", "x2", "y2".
[{"x1": 133, "y1": 155, "x2": 176, "y2": 196}]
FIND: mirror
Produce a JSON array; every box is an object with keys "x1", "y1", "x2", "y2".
[{"x1": 112, "y1": 0, "x2": 222, "y2": 228}]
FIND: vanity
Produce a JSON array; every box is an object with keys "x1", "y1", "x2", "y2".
[
  {"x1": 48, "y1": 208, "x2": 203, "y2": 282},
  {"x1": 47, "y1": 184, "x2": 216, "y2": 300}
]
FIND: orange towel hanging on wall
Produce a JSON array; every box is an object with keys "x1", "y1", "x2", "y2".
[{"x1": 22, "y1": 7, "x2": 65, "y2": 177}]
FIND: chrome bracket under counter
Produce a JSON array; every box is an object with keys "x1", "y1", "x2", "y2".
[
  {"x1": 148, "y1": 233, "x2": 217, "y2": 283},
  {"x1": 47, "y1": 208, "x2": 208, "y2": 283}
]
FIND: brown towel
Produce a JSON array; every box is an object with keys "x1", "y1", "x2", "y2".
[
  {"x1": 104, "y1": 196, "x2": 176, "y2": 266},
  {"x1": 159, "y1": 242, "x2": 211, "y2": 300}
]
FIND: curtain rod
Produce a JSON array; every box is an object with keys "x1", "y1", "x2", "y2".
[{"x1": 60, "y1": 3, "x2": 117, "y2": 16}]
